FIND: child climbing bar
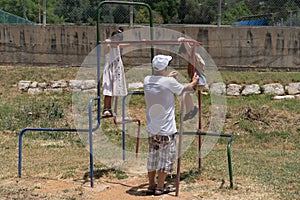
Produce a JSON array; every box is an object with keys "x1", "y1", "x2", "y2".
[
  {"x1": 102, "y1": 27, "x2": 128, "y2": 117},
  {"x1": 178, "y1": 37, "x2": 206, "y2": 78},
  {"x1": 178, "y1": 37, "x2": 207, "y2": 121}
]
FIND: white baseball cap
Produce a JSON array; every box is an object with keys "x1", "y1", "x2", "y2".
[{"x1": 152, "y1": 55, "x2": 172, "y2": 71}]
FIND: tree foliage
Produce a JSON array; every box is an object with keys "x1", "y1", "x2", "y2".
[
  {"x1": 113, "y1": 5, "x2": 130, "y2": 24},
  {"x1": 153, "y1": 0, "x2": 178, "y2": 24},
  {"x1": 54, "y1": 0, "x2": 91, "y2": 24},
  {"x1": 0, "y1": 0, "x2": 299, "y2": 25},
  {"x1": 222, "y1": 2, "x2": 253, "y2": 25},
  {"x1": 134, "y1": 7, "x2": 164, "y2": 24},
  {"x1": 1, "y1": 0, "x2": 36, "y2": 21},
  {"x1": 178, "y1": 0, "x2": 218, "y2": 24}
]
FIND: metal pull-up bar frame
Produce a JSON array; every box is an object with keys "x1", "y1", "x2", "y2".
[
  {"x1": 18, "y1": 38, "x2": 234, "y2": 193},
  {"x1": 18, "y1": 1, "x2": 234, "y2": 196}
]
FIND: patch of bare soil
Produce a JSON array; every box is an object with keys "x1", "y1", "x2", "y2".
[{"x1": 0, "y1": 175, "x2": 277, "y2": 200}]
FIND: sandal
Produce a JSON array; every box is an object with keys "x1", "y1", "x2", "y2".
[
  {"x1": 145, "y1": 184, "x2": 156, "y2": 195},
  {"x1": 102, "y1": 108, "x2": 113, "y2": 117},
  {"x1": 154, "y1": 185, "x2": 175, "y2": 196},
  {"x1": 154, "y1": 187, "x2": 164, "y2": 196},
  {"x1": 183, "y1": 106, "x2": 198, "y2": 121}
]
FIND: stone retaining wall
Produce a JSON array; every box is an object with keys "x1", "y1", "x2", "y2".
[{"x1": 18, "y1": 80, "x2": 300, "y2": 100}]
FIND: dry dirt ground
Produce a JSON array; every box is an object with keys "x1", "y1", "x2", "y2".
[{"x1": 0, "y1": 174, "x2": 277, "y2": 200}]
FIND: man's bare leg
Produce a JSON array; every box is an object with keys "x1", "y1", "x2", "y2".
[
  {"x1": 157, "y1": 171, "x2": 167, "y2": 188},
  {"x1": 148, "y1": 171, "x2": 156, "y2": 187}
]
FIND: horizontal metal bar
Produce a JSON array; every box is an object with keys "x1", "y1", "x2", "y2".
[
  {"x1": 127, "y1": 91, "x2": 144, "y2": 95},
  {"x1": 20, "y1": 127, "x2": 88, "y2": 133},
  {"x1": 100, "y1": 39, "x2": 202, "y2": 46},
  {"x1": 182, "y1": 131, "x2": 233, "y2": 138},
  {"x1": 18, "y1": 126, "x2": 99, "y2": 178}
]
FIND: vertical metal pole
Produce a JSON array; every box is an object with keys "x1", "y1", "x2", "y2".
[
  {"x1": 96, "y1": 0, "x2": 102, "y2": 127},
  {"x1": 175, "y1": 132, "x2": 182, "y2": 196},
  {"x1": 43, "y1": 0, "x2": 46, "y2": 27},
  {"x1": 22, "y1": 0, "x2": 28, "y2": 19},
  {"x1": 38, "y1": 0, "x2": 41, "y2": 24},
  {"x1": 190, "y1": 44, "x2": 203, "y2": 170},
  {"x1": 130, "y1": 0, "x2": 134, "y2": 27},
  {"x1": 89, "y1": 99, "x2": 95, "y2": 188},
  {"x1": 97, "y1": 1, "x2": 154, "y2": 69},
  {"x1": 96, "y1": 44, "x2": 102, "y2": 123},
  {"x1": 122, "y1": 95, "x2": 126, "y2": 160},
  {"x1": 296, "y1": 11, "x2": 298, "y2": 26},
  {"x1": 18, "y1": 130, "x2": 25, "y2": 178},
  {"x1": 218, "y1": 0, "x2": 222, "y2": 27},
  {"x1": 135, "y1": 120, "x2": 141, "y2": 158},
  {"x1": 290, "y1": 11, "x2": 293, "y2": 27},
  {"x1": 148, "y1": 4, "x2": 154, "y2": 74},
  {"x1": 176, "y1": 95, "x2": 185, "y2": 196},
  {"x1": 227, "y1": 138, "x2": 233, "y2": 188},
  {"x1": 198, "y1": 90, "x2": 202, "y2": 170}
]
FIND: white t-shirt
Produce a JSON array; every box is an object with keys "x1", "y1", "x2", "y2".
[{"x1": 144, "y1": 75, "x2": 184, "y2": 135}]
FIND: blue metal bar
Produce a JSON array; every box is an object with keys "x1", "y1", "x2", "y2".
[
  {"x1": 97, "y1": 0, "x2": 152, "y2": 160},
  {"x1": 18, "y1": 128, "x2": 89, "y2": 178},
  {"x1": 19, "y1": 0, "x2": 155, "y2": 190},
  {"x1": 18, "y1": 96, "x2": 101, "y2": 188},
  {"x1": 97, "y1": 44, "x2": 102, "y2": 123},
  {"x1": 89, "y1": 97, "x2": 101, "y2": 187}
]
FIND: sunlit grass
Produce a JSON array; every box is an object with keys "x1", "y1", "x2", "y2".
[{"x1": 0, "y1": 66, "x2": 299, "y2": 199}]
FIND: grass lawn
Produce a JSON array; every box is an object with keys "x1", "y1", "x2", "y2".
[{"x1": 0, "y1": 66, "x2": 299, "y2": 199}]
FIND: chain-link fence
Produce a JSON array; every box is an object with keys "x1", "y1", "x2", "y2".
[
  {"x1": 0, "y1": 9, "x2": 35, "y2": 25},
  {"x1": 0, "y1": 0, "x2": 300, "y2": 26}
]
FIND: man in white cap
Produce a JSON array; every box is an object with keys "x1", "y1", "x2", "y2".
[{"x1": 144, "y1": 55, "x2": 199, "y2": 195}]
